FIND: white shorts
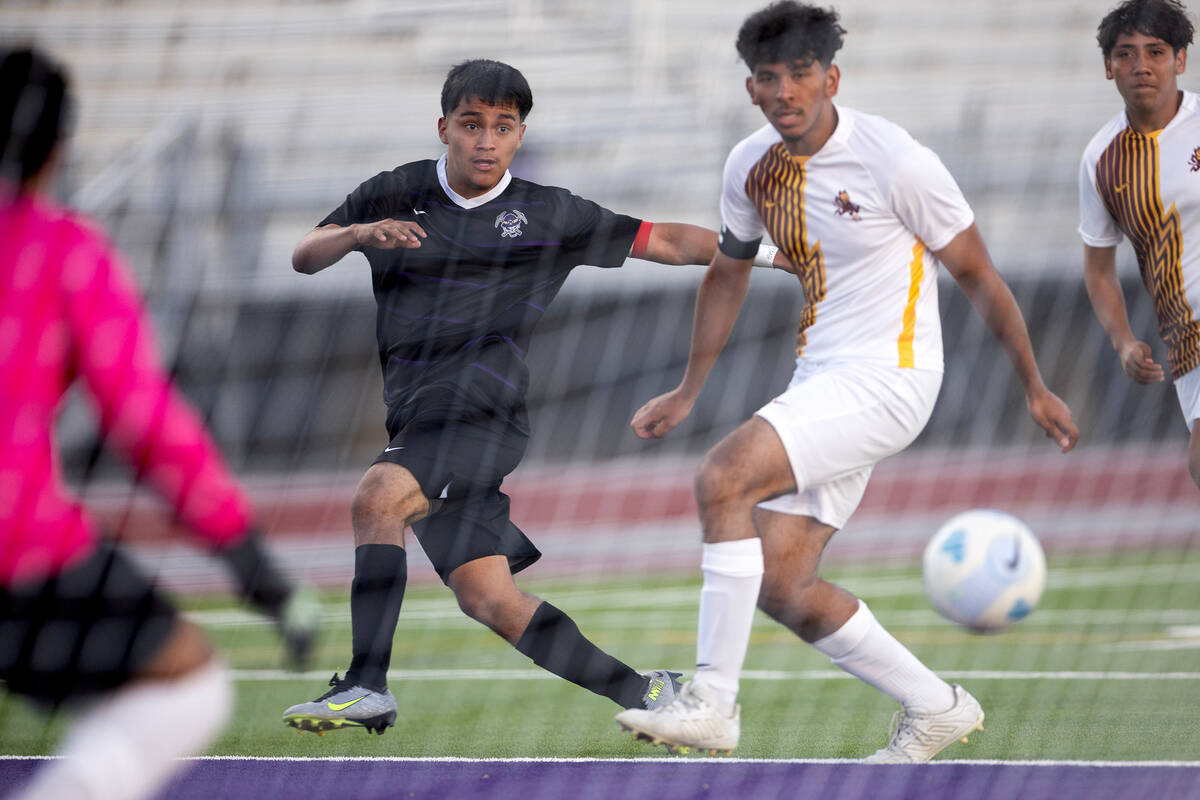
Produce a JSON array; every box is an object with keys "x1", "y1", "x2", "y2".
[
  {"x1": 754, "y1": 359, "x2": 942, "y2": 529},
  {"x1": 1174, "y1": 366, "x2": 1200, "y2": 432}
]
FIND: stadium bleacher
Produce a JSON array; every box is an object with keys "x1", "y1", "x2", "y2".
[
  {"x1": 2, "y1": 0, "x2": 1125, "y2": 290},
  {"x1": 1, "y1": 0, "x2": 1181, "y2": 512}
]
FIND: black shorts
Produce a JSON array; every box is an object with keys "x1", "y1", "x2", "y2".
[
  {"x1": 0, "y1": 543, "x2": 178, "y2": 708},
  {"x1": 374, "y1": 418, "x2": 540, "y2": 583}
]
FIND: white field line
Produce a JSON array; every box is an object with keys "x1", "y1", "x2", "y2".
[
  {"x1": 4, "y1": 754, "x2": 1199, "y2": 767},
  {"x1": 188, "y1": 606, "x2": 1200, "y2": 631},
  {"x1": 230, "y1": 668, "x2": 1200, "y2": 682},
  {"x1": 186, "y1": 559, "x2": 1200, "y2": 629},
  {"x1": 1107, "y1": 640, "x2": 1200, "y2": 652}
]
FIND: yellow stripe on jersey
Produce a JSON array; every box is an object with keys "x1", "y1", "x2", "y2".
[
  {"x1": 897, "y1": 240, "x2": 926, "y2": 368},
  {"x1": 746, "y1": 143, "x2": 826, "y2": 356},
  {"x1": 1096, "y1": 128, "x2": 1199, "y2": 378}
]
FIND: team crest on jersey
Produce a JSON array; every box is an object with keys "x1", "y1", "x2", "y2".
[
  {"x1": 494, "y1": 209, "x2": 529, "y2": 238},
  {"x1": 1190, "y1": 146, "x2": 1200, "y2": 172},
  {"x1": 834, "y1": 190, "x2": 861, "y2": 221}
]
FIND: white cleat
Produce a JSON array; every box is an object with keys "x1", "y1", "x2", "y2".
[
  {"x1": 863, "y1": 684, "x2": 984, "y2": 763},
  {"x1": 615, "y1": 680, "x2": 739, "y2": 755}
]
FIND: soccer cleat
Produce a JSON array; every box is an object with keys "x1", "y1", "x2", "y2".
[
  {"x1": 279, "y1": 583, "x2": 321, "y2": 669},
  {"x1": 641, "y1": 669, "x2": 683, "y2": 710},
  {"x1": 282, "y1": 673, "x2": 397, "y2": 735},
  {"x1": 863, "y1": 684, "x2": 984, "y2": 763},
  {"x1": 616, "y1": 680, "x2": 739, "y2": 755}
]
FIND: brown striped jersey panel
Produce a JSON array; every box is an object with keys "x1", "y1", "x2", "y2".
[
  {"x1": 1095, "y1": 128, "x2": 1200, "y2": 378},
  {"x1": 745, "y1": 142, "x2": 826, "y2": 354}
]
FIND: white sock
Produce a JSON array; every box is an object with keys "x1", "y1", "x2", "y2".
[
  {"x1": 16, "y1": 658, "x2": 233, "y2": 800},
  {"x1": 693, "y1": 537, "x2": 764, "y2": 716},
  {"x1": 811, "y1": 599, "x2": 955, "y2": 714}
]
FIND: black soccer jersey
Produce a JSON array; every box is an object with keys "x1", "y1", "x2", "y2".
[{"x1": 320, "y1": 157, "x2": 644, "y2": 436}]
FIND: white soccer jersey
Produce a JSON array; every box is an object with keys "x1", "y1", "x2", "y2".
[
  {"x1": 1079, "y1": 90, "x2": 1200, "y2": 379},
  {"x1": 721, "y1": 106, "x2": 975, "y2": 370}
]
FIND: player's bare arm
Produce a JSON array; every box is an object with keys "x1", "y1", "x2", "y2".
[
  {"x1": 936, "y1": 224, "x2": 1079, "y2": 453},
  {"x1": 641, "y1": 222, "x2": 792, "y2": 270},
  {"x1": 1082, "y1": 243, "x2": 1166, "y2": 384},
  {"x1": 631, "y1": 251, "x2": 755, "y2": 439},
  {"x1": 292, "y1": 220, "x2": 428, "y2": 274}
]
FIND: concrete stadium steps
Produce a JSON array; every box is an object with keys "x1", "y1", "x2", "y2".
[{"x1": 2, "y1": 0, "x2": 1132, "y2": 281}]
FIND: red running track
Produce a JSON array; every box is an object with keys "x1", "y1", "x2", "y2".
[{"x1": 87, "y1": 444, "x2": 1197, "y2": 544}]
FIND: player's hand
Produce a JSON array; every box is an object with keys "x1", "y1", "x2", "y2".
[
  {"x1": 631, "y1": 388, "x2": 695, "y2": 439},
  {"x1": 1026, "y1": 386, "x2": 1078, "y2": 453},
  {"x1": 354, "y1": 218, "x2": 427, "y2": 250},
  {"x1": 1117, "y1": 339, "x2": 1165, "y2": 384}
]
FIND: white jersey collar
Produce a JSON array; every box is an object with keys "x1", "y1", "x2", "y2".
[
  {"x1": 1165, "y1": 90, "x2": 1199, "y2": 133},
  {"x1": 785, "y1": 104, "x2": 854, "y2": 161},
  {"x1": 819, "y1": 104, "x2": 853, "y2": 153},
  {"x1": 1123, "y1": 90, "x2": 1198, "y2": 135},
  {"x1": 437, "y1": 153, "x2": 513, "y2": 209}
]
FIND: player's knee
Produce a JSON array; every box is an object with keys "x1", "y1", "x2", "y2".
[
  {"x1": 352, "y1": 466, "x2": 427, "y2": 534},
  {"x1": 138, "y1": 619, "x2": 215, "y2": 681},
  {"x1": 694, "y1": 457, "x2": 743, "y2": 513}
]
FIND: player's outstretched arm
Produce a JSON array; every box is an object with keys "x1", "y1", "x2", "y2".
[
  {"x1": 66, "y1": 245, "x2": 254, "y2": 542},
  {"x1": 937, "y1": 224, "x2": 1079, "y2": 453},
  {"x1": 1082, "y1": 243, "x2": 1165, "y2": 384},
  {"x1": 631, "y1": 251, "x2": 754, "y2": 439},
  {"x1": 292, "y1": 220, "x2": 428, "y2": 274},
  {"x1": 641, "y1": 222, "x2": 792, "y2": 270}
]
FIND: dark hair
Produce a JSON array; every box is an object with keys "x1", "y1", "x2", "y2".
[
  {"x1": 736, "y1": 1, "x2": 846, "y2": 71},
  {"x1": 0, "y1": 45, "x2": 72, "y2": 187},
  {"x1": 440, "y1": 59, "x2": 533, "y2": 121},
  {"x1": 1097, "y1": 0, "x2": 1194, "y2": 55}
]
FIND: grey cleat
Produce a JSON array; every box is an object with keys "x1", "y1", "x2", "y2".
[
  {"x1": 641, "y1": 669, "x2": 683, "y2": 710},
  {"x1": 283, "y1": 673, "x2": 397, "y2": 735}
]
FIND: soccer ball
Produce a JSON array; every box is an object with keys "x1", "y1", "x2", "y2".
[{"x1": 922, "y1": 509, "x2": 1046, "y2": 632}]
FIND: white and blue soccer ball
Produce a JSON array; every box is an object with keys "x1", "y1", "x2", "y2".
[{"x1": 922, "y1": 509, "x2": 1047, "y2": 632}]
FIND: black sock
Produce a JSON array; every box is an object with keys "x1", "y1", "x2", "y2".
[
  {"x1": 515, "y1": 602, "x2": 648, "y2": 709},
  {"x1": 345, "y1": 544, "x2": 407, "y2": 692},
  {"x1": 216, "y1": 530, "x2": 293, "y2": 618}
]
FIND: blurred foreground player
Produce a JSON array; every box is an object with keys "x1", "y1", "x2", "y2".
[
  {"x1": 1079, "y1": 0, "x2": 1200, "y2": 489},
  {"x1": 282, "y1": 59, "x2": 790, "y2": 735},
  {"x1": 615, "y1": 2, "x2": 1078, "y2": 761},
  {"x1": 0, "y1": 46, "x2": 316, "y2": 799}
]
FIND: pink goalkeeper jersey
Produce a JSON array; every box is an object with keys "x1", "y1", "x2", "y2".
[{"x1": 0, "y1": 193, "x2": 252, "y2": 584}]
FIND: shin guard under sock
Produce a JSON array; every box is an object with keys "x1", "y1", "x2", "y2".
[
  {"x1": 346, "y1": 544, "x2": 407, "y2": 692},
  {"x1": 515, "y1": 601, "x2": 647, "y2": 708}
]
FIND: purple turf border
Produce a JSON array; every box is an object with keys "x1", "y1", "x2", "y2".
[{"x1": 3, "y1": 758, "x2": 1199, "y2": 800}]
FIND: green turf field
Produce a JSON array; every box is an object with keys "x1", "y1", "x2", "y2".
[{"x1": 3, "y1": 548, "x2": 1199, "y2": 761}]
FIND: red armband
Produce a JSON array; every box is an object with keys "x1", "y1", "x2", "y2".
[{"x1": 630, "y1": 221, "x2": 653, "y2": 260}]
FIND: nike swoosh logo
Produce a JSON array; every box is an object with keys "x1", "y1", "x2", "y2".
[
  {"x1": 1114, "y1": 183, "x2": 1128, "y2": 193},
  {"x1": 1006, "y1": 538, "x2": 1021, "y2": 569},
  {"x1": 328, "y1": 696, "x2": 368, "y2": 711},
  {"x1": 384, "y1": 445, "x2": 405, "y2": 452},
  {"x1": 414, "y1": 209, "x2": 428, "y2": 215}
]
